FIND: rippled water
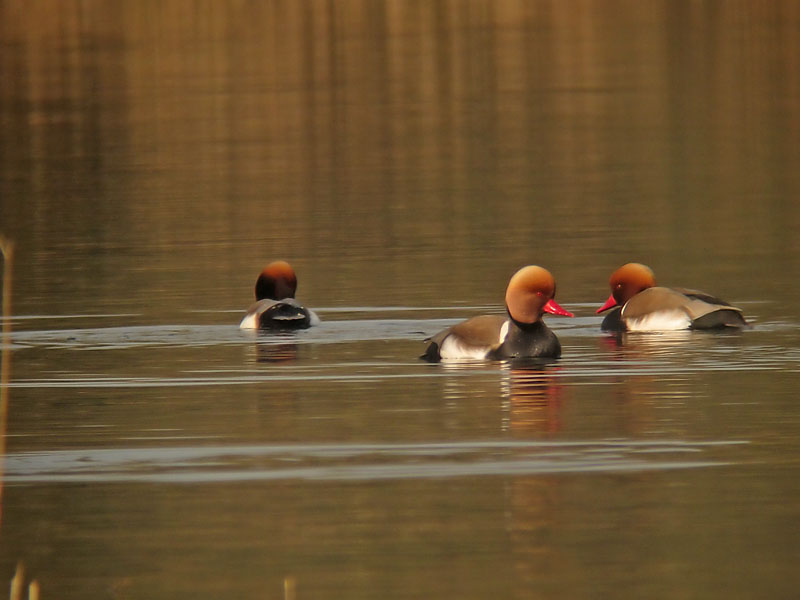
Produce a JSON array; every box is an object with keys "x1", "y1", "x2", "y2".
[
  {"x1": 3, "y1": 1, "x2": 800, "y2": 598},
  {"x1": 4, "y1": 307, "x2": 800, "y2": 598}
]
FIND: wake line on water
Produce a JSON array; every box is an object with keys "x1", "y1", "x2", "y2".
[
  {"x1": 1, "y1": 458, "x2": 728, "y2": 484},
  {"x1": 4, "y1": 360, "x2": 786, "y2": 389},
  {"x1": 5, "y1": 439, "x2": 743, "y2": 484}
]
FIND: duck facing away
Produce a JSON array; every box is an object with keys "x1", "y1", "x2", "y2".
[
  {"x1": 596, "y1": 263, "x2": 747, "y2": 332},
  {"x1": 239, "y1": 261, "x2": 320, "y2": 330},
  {"x1": 421, "y1": 265, "x2": 574, "y2": 362}
]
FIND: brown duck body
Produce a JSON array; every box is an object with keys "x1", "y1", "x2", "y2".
[{"x1": 597, "y1": 264, "x2": 747, "y2": 332}]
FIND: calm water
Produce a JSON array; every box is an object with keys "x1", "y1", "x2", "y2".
[{"x1": 2, "y1": 1, "x2": 800, "y2": 598}]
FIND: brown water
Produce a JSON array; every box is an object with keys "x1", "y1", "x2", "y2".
[{"x1": 2, "y1": 1, "x2": 800, "y2": 598}]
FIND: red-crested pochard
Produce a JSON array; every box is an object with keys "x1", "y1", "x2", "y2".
[
  {"x1": 239, "y1": 261, "x2": 320, "y2": 330},
  {"x1": 421, "y1": 265, "x2": 574, "y2": 361},
  {"x1": 596, "y1": 263, "x2": 747, "y2": 331}
]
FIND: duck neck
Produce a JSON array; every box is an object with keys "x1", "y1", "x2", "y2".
[{"x1": 508, "y1": 314, "x2": 544, "y2": 333}]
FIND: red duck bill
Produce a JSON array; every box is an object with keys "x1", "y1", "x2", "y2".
[{"x1": 544, "y1": 299, "x2": 574, "y2": 317}]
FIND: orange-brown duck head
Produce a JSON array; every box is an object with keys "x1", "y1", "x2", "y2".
[
  {"x1": 505, "y1": 265, "x2": 574, "y2": 325},
  {"x1": 255, "y1": 260, "x2": 298, "y2": 301},
  {"x1": 596, "y1": 263, "x2": 656, "y2": 313}
]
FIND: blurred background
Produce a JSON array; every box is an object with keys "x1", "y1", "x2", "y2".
[{"x1": 1, "y1": 0, "x2": 798, "y2": 320}]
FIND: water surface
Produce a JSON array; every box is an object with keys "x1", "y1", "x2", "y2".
[{"x1": 2, "y1": 2, "x2": 800, "y2": 599}]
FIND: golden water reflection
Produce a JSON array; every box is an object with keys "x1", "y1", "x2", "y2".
[
  {"x1": 1, "y1": 1, "x2": 799, "y2": 314},
  {"x1": 438, "y1": 360, "x2": 565, "y2": 434},
  {"x1": 504, "y1": 364, "x2": 565, "y2": 434}
]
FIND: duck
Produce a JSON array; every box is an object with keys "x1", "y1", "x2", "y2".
[
  {"x1": 421, "y1": 265, "x2": 574, "y2": 362},
  {"x1": 239, "y1": 261, "x2": 320, "y2": 330},
  {"x1": 596, "y1": 263, "x2": 747, "y2": 331}
]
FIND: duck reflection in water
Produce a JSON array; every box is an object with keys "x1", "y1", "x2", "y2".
[
  {"x1": 255, "y1": 342, "x2": 299, "y2": 363},
  {"x1": 601, "y1": 329, "x2": 691, "y2": 351},
  {"x1": 600, "y1": 328, "x2": 719, "y2": 355},
  {"x1": 501, "y1": 364, "x2": 569, "y2": 589},
  {"x1": 503, "y1": 361, "x2": 564, "y2": 434},
  {"x1": 436, "y1": 360, "x2": 565, "y2": 434},
  {"x1": 246, "y1": 335, "x2": 300, "y2": 363},
  {"x1": 599, "y1": 331, "x2": 716, "y2": 436}
]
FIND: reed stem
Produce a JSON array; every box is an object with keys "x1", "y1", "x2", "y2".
[{"x1": 9, "y1": 562, "x2": 23, "y2": 600}]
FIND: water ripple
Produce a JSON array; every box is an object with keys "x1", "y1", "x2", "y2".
[{"x1": 3, "y1": 440, "x2": 744, "y2": 484}]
